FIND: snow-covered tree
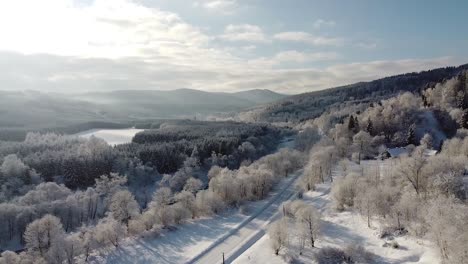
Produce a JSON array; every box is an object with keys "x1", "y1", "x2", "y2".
[
  {"x1": 268, "y1": 219, "x2": 289, "y2": 255},
  {"x1": 355, "y1": 186, "x2": 379, "y2": 228},
  {"x1": 296, "y1": 205, "x2": 321, "y2": 247},
  {"x1": 183, "y1": 177, "x2": 203, "y2": 194},
  {"x1": 424, "y1": 196, "x2": 468, "y2": 263},
  {"x1": 24, "y1": 214, "x2": 65, "y2": 257},
  {"x1": 108, "y1": 190, "x2": 140, "y2": 225},
  {"x1": 352, "y1": 131, "x2": 373, "y2": 164},
  {"x1": 175, "y1": 191, "x2": 197, "y2": 218},
  {"x1": 420, "y1": 133, "x2": 434, "y2": 149},
  {"x1": 0, "y1": 251, "x2": 20, "y2": 264},
  {"x1": 397, "y1": 146, "x2": 428, "y2": 196},
  {"x1": 94, "y1": 216, "x2": 127, "y2": 248},
  {"x1": 331, "y1": 173, "x2": 361, "y2": 210},
  {"x1": 195, "y1": 190, "x2": 225, "y2": 216}
]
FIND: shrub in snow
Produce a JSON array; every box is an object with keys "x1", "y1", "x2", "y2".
[
  {"x1": 391, "y1": 241, "x2": 400, "y2": 249},
  {"x1": 314, "y1": 247, "x2": 351, "y2": 264},
  {"x1": 344, "y1": 244, "x2": 376, "y2": 263},
  {"x1": 379, "y1": 226, "x2": 408, "y2": 240},
  {"x1": 239, "y1": 204, "x2": 250, "y2": 215},
  {"x1": 315, "y1": 245, "x2": 374, "y2": 264},
  {"x1": 382, "y1": 240, "x2": 400, "y2": 249}
]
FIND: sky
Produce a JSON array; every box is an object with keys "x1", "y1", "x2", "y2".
[{"x1": 0, "y1": 0, "x2": 467, "y2": 94}]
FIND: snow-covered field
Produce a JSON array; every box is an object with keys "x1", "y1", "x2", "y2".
[
  {"x1": 234, "y1": 160, "x2": 440, "y2": 264},
  {"x1": 74, "y1": 128, "x2": 144, "y2": 146}
]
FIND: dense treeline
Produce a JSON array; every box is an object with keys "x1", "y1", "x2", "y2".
[
  {"x1": 239, "y1": 64, "x2": 468, "y2": 123},
  {"x1": 125, "y1": 121, "x2": 282, "y2": 173},
  {"x1": 0, "y1": 121, "x2": 283, "y2": 191}
]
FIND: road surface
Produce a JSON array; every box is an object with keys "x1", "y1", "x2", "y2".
[{"x1": 187, "y1": 170, "x2": 302, "y2": 264}]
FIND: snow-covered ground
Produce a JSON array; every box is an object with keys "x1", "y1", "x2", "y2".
[
  {"x1": 84, "y1": 170, "x2": 302, "y2": 264},
  {"x1": 74, "y1": 128, "x2": 144, "y2": 146},
  {"x1": 234, "y1": 160, "x2": 440, "y2": 264}
]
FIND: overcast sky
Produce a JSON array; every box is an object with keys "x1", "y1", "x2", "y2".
[{"x1": 0, "y1": 0, "x2": 467, "y2": 94}]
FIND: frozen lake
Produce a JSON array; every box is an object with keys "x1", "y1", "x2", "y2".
[{"x1": 75, "y1": 128, "x2": 144, "y2": 146}]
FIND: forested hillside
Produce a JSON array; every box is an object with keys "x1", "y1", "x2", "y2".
[
  {"x1": 279, "y1": 71, "x2": 468, "y2": 263},
  {"x1": 239, "y1": 64, "x2": 468, "y2": 124}
]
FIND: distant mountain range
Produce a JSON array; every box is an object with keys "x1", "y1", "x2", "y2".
[{"x1": 0, "y1": 88, "x2": 286, "y2": 131}]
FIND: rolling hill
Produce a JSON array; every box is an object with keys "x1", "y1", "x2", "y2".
[{"x1": 238, "y1": 63, "x2": 468, "y2": 123}]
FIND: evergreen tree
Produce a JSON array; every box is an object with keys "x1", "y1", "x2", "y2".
[
  {"x1": 348, "y1": 115, "x2": 356, "y2": 132},
  {"x1": 406, "y1": 124, "x2": 416, "y2": 145},
  {"x1": 354, "y1": 116, "x2": 359, "y2": 131},
  {"x1": 422, "y1": 93, "x2": 429, "y2": 107},
  {"x1": 366, "y1": 120, "x2": 374, "y2": 135},
  {"x1": 462, "y1": 109, "x2": 468, "y2": 129}
]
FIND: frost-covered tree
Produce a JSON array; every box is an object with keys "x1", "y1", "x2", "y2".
[
  {"x1": 296, "y1": 205, "x2": 321, "y2": 247},
  {"x1": 24, "y1": 214, "x2": 65, "y2": 257},
  {"x1": 295, "y1": 126, "x2": 321, "y2": 151},
  {"x1": 47, "y1": 233, "x2": 83, "y2": 264},
  {"x1": 397, "y1": 146, "x2": 428, "y2": 196},
  {"x1": 268, "y1": 219, "x2": 288, "y2": 255},
  {"x1": 0, "y1": 251, "x2": 20, "y2": 264},
  {"x1": 420, "y1": 133, "x2": 434, "y2": 149},
  {"x1": 352, "y1": 131, "x2": 372, "y2": 164},
  {"x1": 94, "y1": 216, "x2": 127, "y2": 248},
  {"x1": 95, "y1": 173, "x2": 127, "y2": 215},
  {"x1": 108, "y1": 190, "x2": 140, "y2": 225},
  {"x1": 355, "y1": 187, "x2": 379, "y2": 228},
  {"x1": 331, "y1": 173, "x2": 361, "y2": 210},
  {"x1": 175, "y1": 191, "x2": 197, "y2": 218},
  {"x1": 424, "y1": 196, "x2": 468, "y2": 263},
  {"x1": 195, "y1": 190, "x2": 225, "y2": 216},
  {"x1": 183, "y1": 177, "x2": 203, "y2": 194},
  {"x1": 78, "y1": 226, "x2": 97, "y2": 262},
  {"x1": 151, "y1": 187, "x2": 173, "y2": 207}
]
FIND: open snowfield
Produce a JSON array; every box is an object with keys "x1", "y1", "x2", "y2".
[
  {"x1": 233, "y1": 160, "x2": 440, "y2": 264},
  {"x1": 74, "y1": 128, "x2": 144, "y2": 146}
]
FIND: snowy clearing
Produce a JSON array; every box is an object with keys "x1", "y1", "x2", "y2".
[
  {"x1": 233, "y1": 160, "x2": 440, "y2": 264},
  {"x1": 74, "y1": 128, "x2": 144, "y2": 146}
]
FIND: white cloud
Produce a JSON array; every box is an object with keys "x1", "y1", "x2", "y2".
[
  {"x1": 0, "y1": 50, "x2": 458, "y2": 94},
  {"x1": 313, "y1": 19, "x2": 336, "y2": 29},
  {"x1": 220, "y1": 24, "x2": 269, "y2": 43},
  {"x1": 274, "y1": 50, "x2": 339, "y2": 62},
  {"x1": 356, "y1": 41, "x2": 378, "y2": 49},
  {"x1": 0, "y1": 0, "x2": 211, "y2": 59},
  {"x1": 249, "y1": 50, "x2": 339, "y2": 67},
  {"x1": 194, "y1": 0, "x2": 238, "y2": 13},
  {"x1": 0, "y1": 0, "x2": 461, "y2": 95},
  {"x1": 274, "y1": 31, "x2": 343, "y2": 46}
]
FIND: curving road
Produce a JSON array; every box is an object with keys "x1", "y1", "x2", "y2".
[{"x1": 187, "y1": 170, "x2": 302, "y2": 264}]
